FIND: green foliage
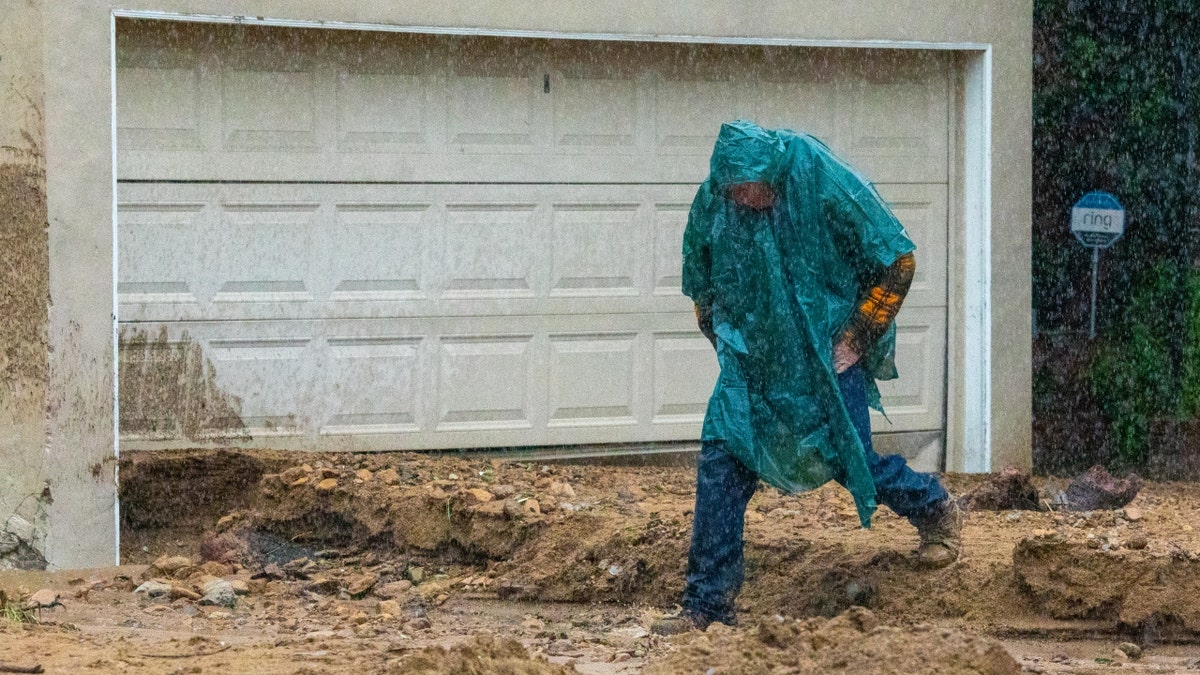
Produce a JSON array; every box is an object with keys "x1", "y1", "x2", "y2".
[
  {"x1": 1034, "y1": 1, "x2": 1200, "y2": 468},
  {"x1": 1088, "y1": 262, "x2": 1180, "y2": 463}
]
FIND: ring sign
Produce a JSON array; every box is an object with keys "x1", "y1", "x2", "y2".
[{"x1": 1071, "y1": 191, "x2": 1125, "y2": 249}]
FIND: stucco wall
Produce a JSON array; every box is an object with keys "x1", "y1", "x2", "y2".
[{"x1": 0, "y1": 0, "x2": 51, "y2": 570}]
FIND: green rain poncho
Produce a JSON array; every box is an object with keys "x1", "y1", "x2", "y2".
[{"x1": 682, "y1": 120, "x2": 916, "y2": 527}]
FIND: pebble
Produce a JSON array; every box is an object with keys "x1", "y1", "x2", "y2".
[
  {"x1": 547, "y1": 639, "x2": 583, "y2": 657},
  {"x1": 151, "y1": 555, "x2": 194, "y2": 576},
  {"x1": 490, "y1": 484, "x2": 517, "y2": 498},
  {"x1": 228, "y1": 579, "x2": 250, "y2": 596},
  {"x1": 355, "y1": 469, "x2": 373, "y2": 482},
  {"x1": 316, "y1": 478, "x2": 338, "y2": 491},
  {"x1": 523, "y1": 499, "x2": 542, "y2": 515},
  {"x1": 466, "y1": 488, "x2": 494, "y2": 503},
  {"x1": 406, "y1": 567, "x2": 424, "y2": 585},
  {"x1": 200, "y1": 579, "x2": 238, "y2": 607},
  {"x1": 405, "y1": 617, "x2": 432, "y2": 632},
  {"x1": 378, "y1": 600, "x2": 401, "y2": 617},
  {"x1": 346, "y1": 574, "x2": 378, "y2": 597},
  {"x1": 134, "y1": 580, "x2": 173, "y2": 598},
  {"x1": 1127, "y1": 534, "x2": 1149, "y2": 550},
  {"x1": 1123, "y1": 507, "x2": 1143, "y2": 522},
  {"x1": 170, "y1": 585, "x2": 201, "y2": 601},
  {"x1": 376, "y1": 468, "x2": 401, "y2": 485},
  {"x1": 24, "y1": 588, "x2": 60, "y2": 609},
  {"x1": 375, "y1": 580, "x2": 414, "y2": 599},
  {"x1": 1117, "y1": 642, "x2": 1143, "y2": 659}
]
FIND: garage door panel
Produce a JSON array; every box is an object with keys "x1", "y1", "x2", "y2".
[
  {"x1": 442, "y1": 204, "x2": 540, "y2": 297},
  {"x1": 329, "y1": 204, "x2": 430, "y2": 301},
  {"x1": 437, "y1": 335, "x2": 535, "y2": 431},
  {"x1": 654, "y1": 203, "x2": 692, "y2": 295},
  {"x1": 206, "y1": 337, "x2": 314, "y2": 437},
  {"x1": 118, "y1": 202, "x2": 204, "y2": 305},
  {"x1": 323, "y1": 336, "x2": 424, "y2": 435},
  {"x1": 547, "y1": 333, "x2": 639, "y2": 427},
  {"x1": 550, "y1": 204, "x2": 642, "y2": 295},
  {"x1": 118, "y1": 21, "x2": 950, "y2": 185},
  {"x1": 653, "y1": 332, "x2": 719, "y2": 424}
]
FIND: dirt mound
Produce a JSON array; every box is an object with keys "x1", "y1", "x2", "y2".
[
  {"x1": 399, "y1": 633, "x2": 573, "y2": 674},
  {"x1": 958, "y1": 466, "x2": 1041, "y2": 511},
  {"x1": 1014, "y1": 534, "x2": 1200, "y2": 634},
  {"x1": 644, "y1": 608, "x2": 1020, "y2": 674},
  {"x1": 1060, "y1": 465, "x2": 1142, "y2": 511}
]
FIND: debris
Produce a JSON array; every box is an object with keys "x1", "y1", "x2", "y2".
[
  {"x1": 346, "y1": 574, "x2": 377, "y2": 597},
  {"x1": 376, "y1": 580, "x2": 413, "y2": 599},
  {"x1": 199, "y1": 579, "x2": 237, "y2": 607},
  {"x1": 21, "y1": 589, "x2": 60, "y2": 610},
  {"x1": 134, "y1": 580, "x2": 173, "y2": 598},
  {"x1": 958, "y1": 467, "x2": 1040, "y2": 511},
  {"x1": 1116, "y1": 642, "x2": 1143, "y2": 659},
  {"x1": 1062, "y1": 466, "x2": 1141, "y2": 512}
]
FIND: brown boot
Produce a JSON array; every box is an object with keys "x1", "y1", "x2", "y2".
[{"x1": 915, "y1": 497, "x2": 963, "y2": 569}]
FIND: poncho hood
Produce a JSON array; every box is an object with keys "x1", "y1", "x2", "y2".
[{"x1": 709, "y1": 120, "x2": 788, "y2": 188}]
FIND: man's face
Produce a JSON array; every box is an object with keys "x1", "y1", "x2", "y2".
[{"x1": 727, "y1": 182, "x2": 775, "y2": 210}]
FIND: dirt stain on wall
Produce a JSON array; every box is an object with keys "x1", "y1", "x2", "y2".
[{"x1": 119, "y1": 327, "x2": 248, "y2": 440}]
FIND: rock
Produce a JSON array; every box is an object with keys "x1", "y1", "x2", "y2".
[
  {"x1": 318, "y1": 467, "x2": 339, "y2": 479},
  {"x1": 134, "y1": 580, "x2": 174, "y2": 598},
  {"x1": 503, "y1": 499, "x2": 525, "y2": 519},
  {"x1": 355, "y1": 468, "x2": 373, "y2": 482},
  {"x1": 4, "y1": 515, "x2": 34, "y2": 543},
  {"x1": 260, "y1": 563, "x2": 286, "y2": 580},
  {"x1": 208, "y1": 610, "x2": 234, "y2": 620},
  {"x1": 151, "y1": 555, "x2": 193, "y2": 576},
  {"x1": 375, "y1": 580, "x2": 413, "y2": 599},
  {"x1": 550, "y1": 481, "x2": 576, "y2": 498},
  {"x1": 490, "y1": 484, "x2": 517, "y2": 499},
  {"x1": 199, "y1": 579, "x2": 237, "y2": 608},
  {"x1": 523, "y1": 499, "x2": 541, "y2": 516},
  {"x1": 465, "y1": 488, "x2": 494, "y2": 503},
  {"x1": 377, "y1": 468, "x2": 401, "y2": 485},
  {"x1": 522, "y1": 615, "x2": 545, "y2": 630},
  {"x1": 316, "y1": 478, "x2": 338, "y2": 491},
  {"x1": 1123, "y1": 507, "x2": 1143, "y2": 522},
  {"x1": 547, "y1": 639, "x2": 583, "y2": 657},
  {"x1": 540, "y1": 495, "x2": 558, "y2": 512},
  {"x1": 346, "y1": 574, "x2": 378, "y2": 597},
  {"x1": 200, "y1": 561, "x2": 233, "y2": 578},
  {"x1": 23, "y1": 588, "x2": 60, "y2": 609},
  {"x1": 216, "y1": 514, "x2": 237, "y2": 528},
  {"x1": 378, "y1": 599, "x2": 401, "y2": 617},
  {"x1": 304, "y1": 577, "x2": 341, "y2": 595},
  {"x1": 351, "y1": 611, "x2": 370, "y2": 625},
  {"x1": 1127, "y1": 534, "x2": 1149, "y2": 550},
  {"x1": 1063, "y1": 466, "x2": 1141, "y2": 512},
  {"x1": 406, "y1": 567, "x2": 425, "y2": 585},
  {"x1": 1117, "y1": 642, "x2": 1143, "y2": 659},
  {"x1": 405, "y1": 617, "x2": 432, "y2": 632},
  {"x1": 617, "y1": 488, "x2": 636, "y2": 502},
  {"x1": 228, "y1": 579, "x2": 250, "y2": 596},
  {"x1": 170, "y1": 585, "x2": 201, "y2": 601},
  {"x1": 280, "y1": 466, "x2": 306, "y2": 483},
  {"x1": 290, "y1": 476, "x2": 309, "y2": 486}
]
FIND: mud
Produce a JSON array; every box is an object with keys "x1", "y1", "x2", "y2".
[
  {"x1": 118, "y1": 327, "x2": 247, "y2": 441},
  {"x1": 0, "y1": 449, "x2": 1163, "y2": 673},
  {"x1": 645, "y1": 608, "x2": 1020, "y2": 675}
]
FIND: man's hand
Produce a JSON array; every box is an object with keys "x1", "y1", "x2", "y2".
[
  {"x1": 833, "y1": 340, "x2": 859, "y2": 374},
  {"x1": 695, "y1": 304, "x2": 716, "y2": 347}
]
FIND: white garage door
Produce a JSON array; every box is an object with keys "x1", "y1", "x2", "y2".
[{"x1": 116, "y1": 21, "x2": 950, "y2": 453}]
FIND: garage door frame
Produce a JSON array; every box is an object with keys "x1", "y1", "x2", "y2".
[{"x1": 109, "y1": 9, "x2": 996, "y2": 473}]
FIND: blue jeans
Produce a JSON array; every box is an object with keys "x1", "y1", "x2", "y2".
[{"x1": 680, "y1": 365, "x2": 948, "y2": 624}]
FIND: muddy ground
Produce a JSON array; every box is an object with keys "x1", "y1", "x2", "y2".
[{"x1": 3, "y1": 449, "x2": 1200, "y2": 673}]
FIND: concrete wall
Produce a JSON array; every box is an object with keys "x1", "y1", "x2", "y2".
[{"x1": 23, "y1": 0, "x2": 1030, "y2": 567}]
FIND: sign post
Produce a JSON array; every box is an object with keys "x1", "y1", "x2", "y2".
[{"x1": 1070, "y1": 191, "x2": 1126, "y2": 339}]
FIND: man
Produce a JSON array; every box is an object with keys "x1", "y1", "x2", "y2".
[{"x1": 654, "y1": 120, "x2": 961, "y2": 634}]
